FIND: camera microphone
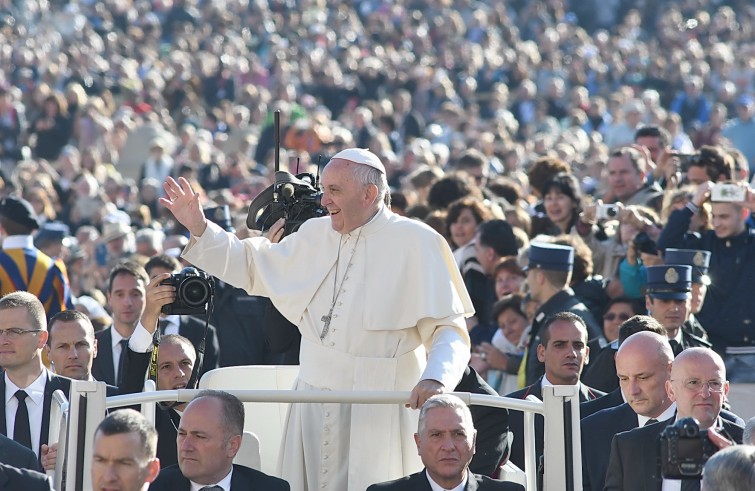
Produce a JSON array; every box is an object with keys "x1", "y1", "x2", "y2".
[{"x1": 281, "y1": 183, "x2": 295, "y2": 198}]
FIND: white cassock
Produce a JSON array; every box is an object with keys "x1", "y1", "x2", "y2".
[{"x1": 182, "y1": 204, "x2": 473, "y2": 491}]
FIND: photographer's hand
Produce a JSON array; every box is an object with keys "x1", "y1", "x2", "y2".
[
  {"x1": 141, "y1": 273, "x2": 176, "y2": 334},
  {"x1": 692, "y1": 181, "x2": 713, "y2": 208},
  {"x1": 707, "y1": 427, "x2": 735, "y2": 450},
  {"x1": 161, "y1": 176, "x2": 207, "y2": 236},
  {"x1": 264, "y1": 217, "x2": 285, "y2": 244}
]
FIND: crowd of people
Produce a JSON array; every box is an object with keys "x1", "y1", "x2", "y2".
[{"x1": 1, "y1": 0, "x2": 755, "y2": 489}]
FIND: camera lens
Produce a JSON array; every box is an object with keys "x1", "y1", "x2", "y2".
[
  {"x1": 178, "y1": 277, "x2": 211, "y2": 307},
  {"x1": 607, "y1": 207, "x2": 618, "y2": 217}
]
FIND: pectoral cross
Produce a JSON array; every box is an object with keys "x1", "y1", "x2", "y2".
[{"x1": 320, "y1": 307, "x2": 334, "y2": 340}]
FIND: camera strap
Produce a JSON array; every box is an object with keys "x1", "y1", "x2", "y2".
[{"x1": 151, "y1": 296, "x2": 213, "y2": 411}]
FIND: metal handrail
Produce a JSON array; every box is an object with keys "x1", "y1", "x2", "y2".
[{"x1": 61, "y1": 380, "x2": 580, "y2": 491}]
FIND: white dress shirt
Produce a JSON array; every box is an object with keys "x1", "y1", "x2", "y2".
[
  {"x1": 426, "y1": 469, "x2": 467, "y2": 491},
  {"x1": 638, "y1": 403, "x2": 676, "y2": 427},
  {"x1": 4, "y1": 370, "x2": 47, "y2": 456},
  {"x1": 110, "y1": 327, "x2": 129, "y2": 383},
  {"x1": 190, "y1": 466, "x2": 233, "y2": 491}
]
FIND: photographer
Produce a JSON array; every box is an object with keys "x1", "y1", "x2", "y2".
[
  {"x1": 604, "y1": 348, "x2": 744, "y2": 491},
  {"x1": 160, "y1": 149, "x2": 473, "y2": 491},
  {"x1": 657, "y1": 181, "x2": 755, "y2": 381}
]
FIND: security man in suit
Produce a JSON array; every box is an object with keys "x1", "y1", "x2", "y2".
[
  {"x1": 644, "y1": 265, "x2": 711, "y2": 356},
  {"x1": 523, "y1": 242, "x2": 604, "y2": 385},
  {"x1": 367, "y1": 394, "x2": 523, "y2": 491},
  {"x1": 0, "y1": 463, "x2": 53, "y2": 490},
  {"x1": 604, "y1": 347, "x2": 744, "y2": 491},
  {"x1": 148, "y1": 390, "x2": 289, "y2": 490},
  {"x1": 506, "y1": 311, "x2": 604, "y2": 474},
  {"x1": 581, "y1": 330, "x2": 676, "y2": 491},
  {"x1": 0, "y1": 291, "x2": 70, "y2": 463}
]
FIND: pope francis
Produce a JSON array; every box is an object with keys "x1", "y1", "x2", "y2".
[{"x1": 161, "y1": 148, "x2": 474, "y2": 491}]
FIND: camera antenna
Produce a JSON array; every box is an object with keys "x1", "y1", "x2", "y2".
[
  {"x1": 315, "y1": 155, "x2": 322, "y2": 187},
  {"x1": 272, "y1": 110, "x2": 281, "y2": 203},
  {"x1": 295, "y1": 157, "x2": 300, "y2": 174}
]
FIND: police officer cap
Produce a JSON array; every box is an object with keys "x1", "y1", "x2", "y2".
[
  {"x1": 331, "y1": 148, "x2": 386, "y2": 174},
  {"x1": 664, "y1": 248, "x2": 711, "y2": 285},
  {"x1": 204, "y1": 205, "x2": 235, "y2": 233},
  {"x1": 0, "y1": 196, "x2": 39, "y2": 230},
  {"x1": 34, "y1": 222, "x2": 71, "y2": 246},
  {"x1": 525, "y1": 242, "x2": 574, "y2": 272},
  {"x1": 645, "y1": 265, "x2": 692, "y2": 300}
]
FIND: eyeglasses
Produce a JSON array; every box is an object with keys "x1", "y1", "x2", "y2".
[
  {"x1": 673, "y1": 378, "x2": 726, "y2": 393},
  {"x1": 0, "y1": 328, "x2": 44, "y2": 339},
  {"x1": 604, "y1": 313, "x2": 632, "y2": 322}
]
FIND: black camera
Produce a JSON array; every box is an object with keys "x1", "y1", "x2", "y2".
[
  {"x1": 161, "y1": 267, "x2": 214, "y2": 316},
  {"x1": 659, "y1": 417, "x2": 718, "y2": 479},
  {"x1": 247, "y1": 170, "x2": 327, "y2": 237},
  {"x1": 633, "y1": 231, "x2": 658, "y2": 255}
]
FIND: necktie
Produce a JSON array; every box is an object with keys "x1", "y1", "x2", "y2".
[
  {"x1": 13, "y1": 390, "x2": 32, "y2": 450},
  {"x1": 669, "y1": 339, "x2": 683, "y2": 357},
  {"x1": 117, "y1": 338, "x2": 129, "y2": 385},
  {"x1": 680, "y1": 478, "x2": 701, "y2": 491},
  {"x1": 199, "y1": 486, "x2": 223, "y2": 491},
  {"x1": 645, "y1": 418, "x2": 659, "y2": 426}
]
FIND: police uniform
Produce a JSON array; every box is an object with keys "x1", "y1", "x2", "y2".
[
  {"x1": 645, "y1": 265, "x2": 711, "y2": 357},
  {"x1": 664, "y1": 248, "x2": 711, "y2": 341},
  {"x1": 524, "y1": 243, "x2": 603, "y2": 385}
]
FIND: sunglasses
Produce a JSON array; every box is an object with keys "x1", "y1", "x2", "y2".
[{"x1": 604, "y1": 312, "x2": 632, "y2": 322}]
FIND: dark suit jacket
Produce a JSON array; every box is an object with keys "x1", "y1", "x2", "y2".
[
  {"x1": 0, "y1": 463, "x2": 52, "y2": 491},
  {"x1": 0, "y1": 370, "x2": 71, "y2": 458},
  {"x1": 0, "y1": 433, "x2": 43, "y2": 472},
  {"x1": 455, "y1": 366, "x2": 509, "y2": 476},
  {"x1": 149, "y1": 463, "x2": 290, "y2": 490},
  {"x1": 604, "y1": 416, "x2": 744, "y2": 491},
  {"x1": 366, "y1": 469, "x2": 524, "y2": 490},
  {"x1": 119, "y1": 347, "x2": 181, "y2": 468},
  {"x1": 92, "y1": 326, "x2": 117, "y2": 385},
  {"x1": 505, "y1": 378, "x2": 604, "y2": 471},
  {"x1": 580, "y1": 387, "x2": 624, "y2": 419},
  {"x1": 581, "y1": 402, "x2": 638, "y2": 491}
]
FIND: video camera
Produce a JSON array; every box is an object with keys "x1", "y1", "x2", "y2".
[
  {"x1": 161, "y1": 267, "x2": 214, "y2": 316},
  {"x1": 659, "y1": 417, "x2": 718, "y2": 479},
  {"x1": 246, "y1": 170, "x2": 327, "y2": 237}
]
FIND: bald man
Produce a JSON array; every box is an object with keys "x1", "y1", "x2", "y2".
[
  {"x1": 604, "y1": 348, "x2": 744, "y2": 491},
  {"x1": 582, "y1": 331, "x2": 675, "y2": 491}
]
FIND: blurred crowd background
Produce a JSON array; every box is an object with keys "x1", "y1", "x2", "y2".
[{"x1": 0, "y1": 0, "x2": 753, "y2": 368}]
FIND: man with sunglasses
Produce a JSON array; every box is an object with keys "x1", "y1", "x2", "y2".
[
  {"x1": 604, "y1": 347, "x2": 743, "y2": 491},
  {"x1": 0, "y1": 291, "x2": 70, "y2": 466}
]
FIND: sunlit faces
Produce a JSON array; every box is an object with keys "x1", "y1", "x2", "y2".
[
  {"x1": 496, "y1": 308, "x2": 528, "y2": 346},
  {"x1": 92, "y1": 431, "x2": 159, "y2": 491},
  {"x1": 602, "y1": 302, "x2": 636, "y2": 342},
  {"x1": 177, "y1": 397, "x2": 240, "y2": 485},
  {"x1": 415, "y1": 406, "x2": 476, "y2": 489},
  {"x1": 536, "y1": 319, "x2": 589, "y2": 385},
  {"x1": 47, "y1": 319, "x2": 97, "y2": 380},
  {"x1": 710, "y1": 202, "x2": 747, "y2": 239},
  {"x1": 156, "y1": 341, "x2": 195, "y2": 391},
  {"x1": 645, "y1": 297, "x2": 690, "y2": 336},
  {"x1": 616, "y1": 338, "x2": 672, "y2": 418},
  {"x1": 607, "y1": 154, "x2": 645, "y2": 202},
  {"x1": 543, "y1": 189, "x2": 576, "y2": 228},
  {"x1": 107, "y1": 273, "x2": 147, "y2": 329},
  {"x1": 320, "y1": 159, "x2": 379, "y2": 234},
  {"x1": 494, "y1": 270, "x2": 524, "y2": 299},
  {"x1": 667, "y1": 350, "x2": 729, "y2": 430},
  {"x1": 0, "y1": 307, "x2": 47, "y2": 370},
  {"x1": 449, "y1": 208, "x2": 479, "y2": 249}
]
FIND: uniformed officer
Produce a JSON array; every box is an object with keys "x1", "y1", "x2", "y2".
[
  {"x1": 664, "y1": 248, "x2": 711, "y2": 341},
  {"x1": 644, "y1": 264, "x2": 710, "y2": 356}
]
